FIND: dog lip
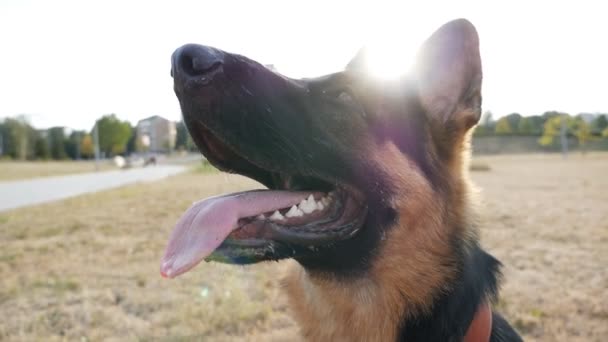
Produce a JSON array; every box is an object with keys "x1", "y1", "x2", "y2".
[
  {"x1": 174, "y1": 88, "x2": 369, "y2": 257},
  {"x1": 267, "y1": 193, "x2": 367, "y2": 246},
  {"x1": 216, "y1": 186, "x2": 367, "y2": 253}
]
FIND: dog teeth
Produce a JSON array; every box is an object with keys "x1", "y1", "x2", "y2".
[
  {"x1": 285, "y1": 205, "x2": 304, "y2": 218},
  {"x1": 257, "y1": 214, "x2": 266, "y2": 220},
  {"x1": 321, "y1": 197, "x2": 330, "y2": 206},
  {"x1": 298, "y1": 195, "x2": 317, "y2": 214},
  {"x1": 269, "y1": 210, "x2": 284, "y2": 221},
  {"x1": 274, "y1": 194, "x2": 332, "y2": 220}
]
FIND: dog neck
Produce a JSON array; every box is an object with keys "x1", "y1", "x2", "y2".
[
  {"x1": 283, "y1": 145, "x2": 498, "y2": 340},
  {"x1": 284, "y1": 263, "x2": 406, "y2": 341},
  {"x1": 284, "y1": 241, "x2": 500, "y2": 341}
]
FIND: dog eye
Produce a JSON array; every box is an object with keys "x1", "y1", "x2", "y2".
[
  {"x1": 337, "y1": 91, "x2": 354, "y2": 103},
  {"x1": 335, "y1": 91, "x2": 367, "y2": 118}
]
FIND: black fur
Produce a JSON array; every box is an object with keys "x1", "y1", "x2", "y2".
[
  {"x1": 397, "y1": 241, "x2": 522, "y2": 341},
  {"x1": 170, "y1": 19, "x2": 523, "y2": 341}
]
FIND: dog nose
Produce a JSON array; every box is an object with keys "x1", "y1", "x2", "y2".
[{"x1": 171, "y1": 44, "x2": 224, "y2": 83}]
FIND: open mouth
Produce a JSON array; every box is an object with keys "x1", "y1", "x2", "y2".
[{"x1": 160, "y1": 123, "x2": 367, "y2": 278}]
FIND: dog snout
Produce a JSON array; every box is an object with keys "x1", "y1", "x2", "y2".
[{"x1": 171, "y1": 44, "x2": 224, "y2": 85}]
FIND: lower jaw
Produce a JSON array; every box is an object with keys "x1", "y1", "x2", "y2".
[{"x1": 205, "y1": 239, "x2": 300, "y2": 264}]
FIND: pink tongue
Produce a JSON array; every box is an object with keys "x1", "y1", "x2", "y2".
[{"x1": 160, "y1": 190, "x2": 311, "y2": 278}]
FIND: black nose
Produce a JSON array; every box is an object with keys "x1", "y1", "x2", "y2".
[{"x1": 171, "y1": 44, "x2": 224, "y2": 83}]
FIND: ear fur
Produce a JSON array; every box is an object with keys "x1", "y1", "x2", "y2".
[{"x1": 415, "y1": 19, "x2": 483, "y2": 131}]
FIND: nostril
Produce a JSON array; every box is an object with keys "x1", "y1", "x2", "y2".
[
  {"x1": 179, "y1": 53, "x2": 197, "y2": 76},
  {"x1": 176, "y1": 45, "x2": 224, "y2": 78}
]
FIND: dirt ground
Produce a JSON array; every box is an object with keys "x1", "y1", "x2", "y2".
[{"x1": 0, "y1": 153, "x2": 606, "y2": 341}]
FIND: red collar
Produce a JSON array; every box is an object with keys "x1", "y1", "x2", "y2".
[{"x1": 464, "y1": 301, "x2": 492, "y2": 342}]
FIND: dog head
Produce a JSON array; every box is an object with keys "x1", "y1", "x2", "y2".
[{"x1": 162, "y1": 19, "x2": 482, "y2": 279}]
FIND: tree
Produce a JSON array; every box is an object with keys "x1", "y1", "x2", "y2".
[
  {"x1": 527, "y1": 115, "x2": 545, "y2": 135},
  {"x1": 541, "y1": 111, "x2": 562, "y2": 122},
  {"x1": 126, "y1": 131, "x2": 137, "y2": 155},
  {"x1": 80, "y1": 134, "x2": 94, "y2": 158},
  {"x1": 185, "y1": 131, "x2": 196, "y2": 151},
  {"x1": 175, "y1": 120, "x2": 189, "y2": 150},
  {"x1": 64, "y1": 130, "x2": 86, "y2": 160},
  {"x1": 48, "y1": 127, "x2": 68, "y2": 160},
  {"x1": 571, "y1": 118, "x2": 593, "y2": 152},
  {"x1": 539, "y1": 114, "x2": 594, "y2": 151},
  {"x1": 0, "y1": 121, "x2": 10, "y2": 158},
  {"x1": 591, "y1": 114, "x2": 608, "y2": 134},
  {"x1": 33, "y1": 135, "x2": 50, "y2": 160},
  {"x1": 94, "y1": 114, "x2": 132, "y2": 156},
  {"x1": 481, "y1": 111, "x2": 494, "y2": 128},
  {"x1": 517, "y1": 117, "x2": 534, "y2": 135},
  {"x1": 494, "y1": 117, "x2": 513, "y2": 135},
  {"x1": 473, "y1": 125, "x2": 488, "y2": 136},
  {"x1": 1, "y1": 116, "x2": 35, "y2": 160},
  {"x1": 175, "y1": 120, "x2": 197, "y2": 151},
  {"x1": 504, "y1": 113, "x2": 522, "y2": 132},
  {"x1": 539, "y1": 116, "x2": 562, "y2": 146}
]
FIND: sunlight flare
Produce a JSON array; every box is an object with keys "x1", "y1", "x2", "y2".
[{"x1": 365, "y1": 39, "x2": 418, "y2": 80}]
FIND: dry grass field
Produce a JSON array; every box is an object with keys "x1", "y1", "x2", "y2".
[
  {"x1": 0, "y1": 153, "x2": 606, "y2": 341},
  {"x1": 0, "y1": 161, "x2": 114, "y2": 182}
]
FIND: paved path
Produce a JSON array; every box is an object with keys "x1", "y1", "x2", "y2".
[{"x1": 0, "y1": 165, "x2": 187, "y2": 212}]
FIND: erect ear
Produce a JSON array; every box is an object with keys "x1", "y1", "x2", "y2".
[
  {"x1": 345, "y1": 47, "x2": 369, "y2": 72},
  {"x1": 415, "y1": 19, "x2": 482, "y2": 132}
]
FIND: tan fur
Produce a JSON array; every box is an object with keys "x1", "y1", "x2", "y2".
[
  {"x1": 281, "y1": 20, "x2": 483, "y2": 338},
  {"x1": 284, "y1": 131, "x2": 477, "y2": 341}
]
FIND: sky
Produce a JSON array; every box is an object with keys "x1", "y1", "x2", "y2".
[{"x1": 1, "y1": 0, "x2": 606, "y2": 130}]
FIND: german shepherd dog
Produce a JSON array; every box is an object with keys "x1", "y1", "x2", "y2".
[{"x1": 162, "y1": 19, "x2": 523, "y2": 341}]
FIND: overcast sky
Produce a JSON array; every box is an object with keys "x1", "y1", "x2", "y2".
[{"x1": 1, "y1": 0, "x2": 606, "y2": 130}]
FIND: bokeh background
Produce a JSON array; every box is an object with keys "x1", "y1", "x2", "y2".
[{"x1": 1, "y1": 1, "x2": 607, "y2": 341}]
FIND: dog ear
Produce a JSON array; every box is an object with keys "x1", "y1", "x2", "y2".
[
  {"x1": 415, "y1": 19, "x2": 482, "y2": 132},
  {"x1": 345, "y1": 47, "x2": 369, "y2": 72}
]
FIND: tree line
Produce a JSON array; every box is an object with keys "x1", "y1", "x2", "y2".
[
  {"x1": 474, "y1": 111, "x2": 608, "y2": 147},
  {"x1": 1, "y1": 111, "x2": 607, "y2": 160},
  {"x1": 0, "y1": 114, "x2": 197, "y2": 161}
]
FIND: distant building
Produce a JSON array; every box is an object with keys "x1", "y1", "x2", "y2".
[{"x1": 136, "y1": 115, "x2": 176, "y2": 153}]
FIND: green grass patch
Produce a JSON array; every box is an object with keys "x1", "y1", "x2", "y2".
[
  {"x1": 193, "y1": 161, "x2": 219, "y2": 174},
  {"x1": 32, "y1": 278, "x2": 81, "y2": 294}
]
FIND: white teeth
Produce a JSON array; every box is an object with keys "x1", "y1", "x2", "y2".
[
  {"x1": 280, "y1": 194, "x2": 330, "y2": 219},
  {"x1": 299, "y1": 195, "x2": 317, "y2": 214},
  {"x1": 269, "y1": 210, "x2": 284, "y2": 221},
  {"x1": 285, "y1": 205, "x2": 304, "y2": 218},
  {"x1": 257, "y1": 214, "x2": 266, "y2": 220},
  {"x1": 300, "y1": 205, "x2": 314, "y2": 214}
]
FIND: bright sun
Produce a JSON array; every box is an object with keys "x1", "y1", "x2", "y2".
[{"x1": 365, "y1": 38, "x2": 419, "y2": 80}]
